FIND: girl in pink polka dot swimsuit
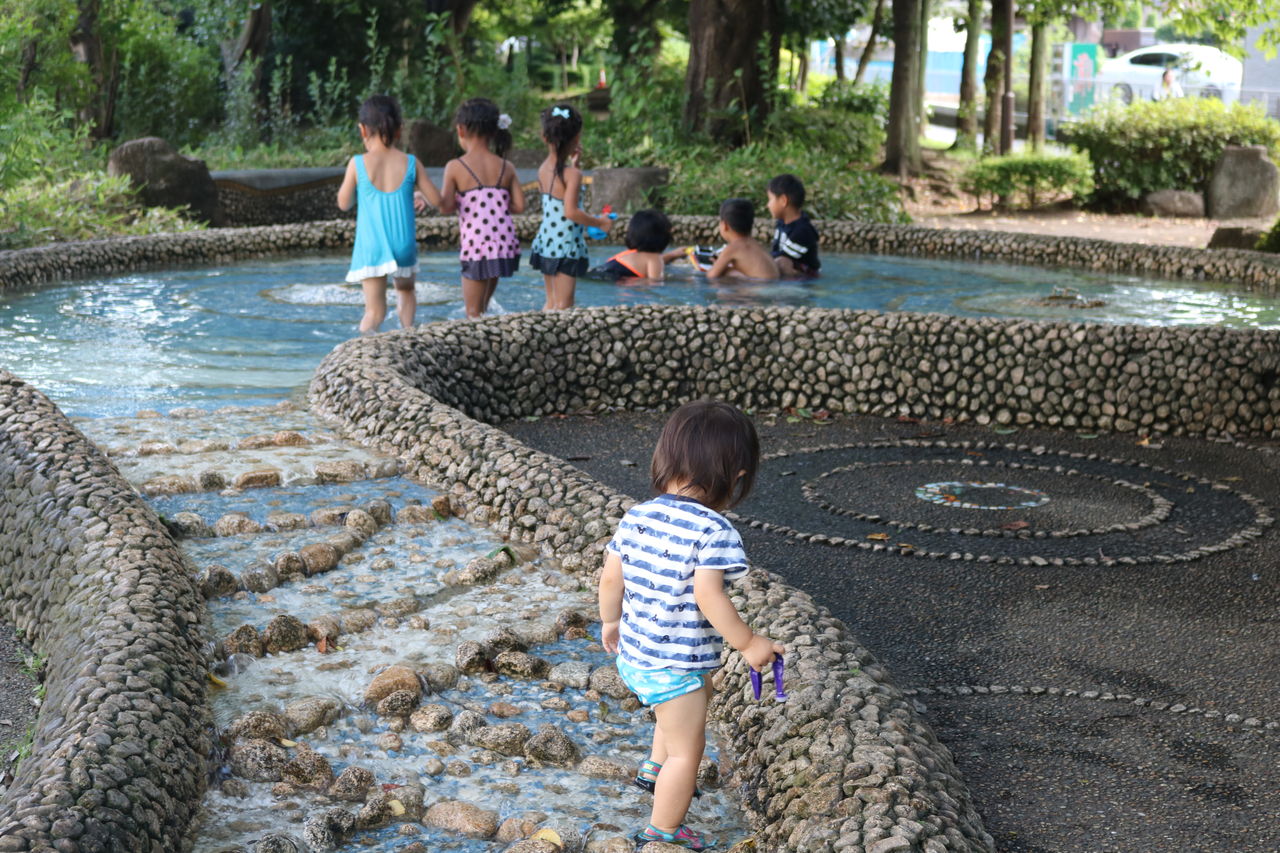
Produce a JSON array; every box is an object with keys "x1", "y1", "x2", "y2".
[{"x1": 439, "y1": 98, "x2": 526, "y2": 318}]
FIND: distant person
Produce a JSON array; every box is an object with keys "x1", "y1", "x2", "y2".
[
  {"x1": 587, "y1": 209, "x2": 672, "y2": 280},
  {"x1": 1155, "y1": 67, "x2": 1184, "y2": 100},
  {"x1": 337, "y1": 94, "x2": 442, "y2": 333},
  {"x1": 766, "y1": 173, "x2": 821, "y2": 276},
  {"x1": 439, "y1": 98, "x2": 525, "y2": 318},
  {"x1": 598, "y1": 399, "x2": 783, "y2": 851},
  {"x1": 702, "y1": 199, "x2": 780, "y2": 279},
  {"x1": 528, "y1": 104, "x2": 617, "y2": 309}
]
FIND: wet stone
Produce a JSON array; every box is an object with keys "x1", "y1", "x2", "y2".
[
  {"x1": 200, "y1": 564, "x2": 239, "y2": 598},
  {"x1": 285, "y1": 696, "x2": 341, "y2": 736},
  {"x1": 524, "y1": 723, "x2": 581, "y2": 767},
  {"x1": 456, "y1": 642, "x2": 489, "y2": 674},
  {"x1": 468, "y1": 723, "x2": 532, "y2": 756},
  {"x1": 168, "y1": 511, "x2": 212, "y2": 538},
  {"x1": 263, "y1": 614, "x2": 309, "y2": 654},
  {"x1": 281, "y1": 744, "x2": 334, "y2": 790},
  {"x1": 229, "y1": 738, "x2": 289, "y2": 782},
  {"x1": 548, "y1": 661, "x2": 591, "y2": 690},
  {"x1": 299, "y1": 543, "x2": 340, "y2": 575},
  {"x1": 314, "y1": 460, "x2": 366, "y2": 483},
  {"x1": 376, "y1": 690, "x2": 419, "y2": 718},
  {"x1": 216, "y1": 512, "x2": 263, "y2": 537},
  {"x1": 495, "y1": 651, "x2": 551, "y2": 680},
  {"x1": 588, "y1": 664, "x2": 631, "y2": 700},
  {"x1": 328, "y1": 766, "x2": 375, "y2": 802},
  {"x1": 423, "y1": 800, "x2": 499, "y2": 839},
  {"x1": 365, "y1": 664, "x2": 422, "y2": 705},
  {"x1": 234, "y1": 469, "x2": 282, "y2": 490},
  {"x1": 410, "y1": 704, "x2": 453, "y2": 732},
  {"x1": 224, "y1": 624, "x2": 265, "y2": 657},
  {"x1": 227, "y1": 710, "x2": 287, "y2": 741},
  {"x1": 266, "y1": 511, "x2": 309, "y2": 531},
  {"x1": 241, "y1": 563, "x2": 280, "y2": 593}
]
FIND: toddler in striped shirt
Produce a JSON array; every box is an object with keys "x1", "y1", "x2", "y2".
[{"x1": 598, "y1": 399, "x2": 784, "y2": 850}]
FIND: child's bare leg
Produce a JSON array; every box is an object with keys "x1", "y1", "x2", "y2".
[
  {"x1": 360, "y1": 277, "x2": 388, "y2": 333},
  {"x1": 483, "y1": 278, "x2": 498, "y2": 313},
  {"x1": 541, "y1": 275, "x2": 555, "y2": 311},
  {"x1": 393, "y1": 277, "x2": 416, "y2": 328},
  {"x1": 649, "y1": 677, "x2": 709, "y2": 832},
  {"x1": 462, "y1": 276, "x2": 487, "y2": 318},
  {"x1": 547, "y1": 273, "x2": 576, "y2": 310}
]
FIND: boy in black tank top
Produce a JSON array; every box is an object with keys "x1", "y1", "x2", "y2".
[{"x1": 766, "y1": 174, "x2": 821, "y2": 276}]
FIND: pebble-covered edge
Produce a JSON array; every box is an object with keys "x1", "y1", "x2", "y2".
[
  {"x1": 5, "y1": 215, "x2": 1280, "y2": 294},
  {"x1": 0, "y1": 371, "x2": 211, "y2": 853},
  {"x1": 308, "y1": 307, "x2": 1006, "y2": 852}
]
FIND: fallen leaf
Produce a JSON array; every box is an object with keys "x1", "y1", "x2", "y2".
[
  {"x1": 993, "y1": 426, "x2": 1018, "y2": 434},
  {"x1": 278, "y1": 738, "x2": 296, "y2": 748},
  {"x1": 1222, "y1": 476, "x2": 1242, "y2": 482},
  {"x1": 388, "y1": 799, "x2": 406, "y2": 816},
  {"x1": 316, "y1": 637, "x2": 328, "y2": 654},
  {"x1": 867, "y1": 533, "x2": 890, "y2": 541},
  {"x1": 965, "y1": 450, "x2": 984, "y2": 457},
  {"x1": 381, "y1": 783, "x2": 403, "y2": 791},
  {"x1": 897, "y1": 415, "x2": 920, "y2": 424},
  {"x1": 1187, "y1": 486, "x2": 1196, "y2": 493},
  {"x1": 1002, "y1": 520, "x2": 1030, "y2": 530},
  {"x1": 1136, "y1": 435, "x2": 1150, "y2": 446},
  {"x1": 532, "y1": 828, "x2": 564, "y2": 847},
  {"x1": 1035, "y1": 584, "x2": 1051, "y2": 590},
  {"x1": 897, "y1": 543, "x2": 915, "y2": 550},
  {"x1": 1077, "y1": 433, "x2": 1098, "y2": 439},
  {"x1": 206, "y1": 672, "x2": 228, "y2": 688}
]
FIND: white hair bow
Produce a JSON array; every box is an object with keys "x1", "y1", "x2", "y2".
[
  {"x1": 497, "y1": 113, "x2": 512, "y2": 130},
  {"x1": 551, "y1": 106, "x2": 571, "y2": 119}
]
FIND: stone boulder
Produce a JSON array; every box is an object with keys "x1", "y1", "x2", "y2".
[
  {"x1": 285, "y1": 695, "x2": 342, "y2": 735},
  {"x1": 364, "y1": 664, "x2": 422, "y2": 705},
  {"x1": 589, "y1": 167, "x2": 669, "y2": 214},
  {"x1": 1140, "y1": 189, "x2": 1204, "y2": 218},
  {"x1": 107, "y1": 136, "x2": 221, "y2": 224},
  {"x1": 1208, "y1": 145, "x2": 1280, "y2": 219},
  {"x1": 408, "y1": 119, "x2": 457, "y2": 166},
  {"x1": 229, "y1": 738, "x2": 288, "y2": 782},
  {"x1": 523, "y1": 723, "x2": 581, "y2": 767},
  {"x1": 1207, "y1": 225, "x2": 1267, "y2": 250},
  {"x1": 263, "y1": 614, "x2": 309, "y2": 654},
  {"x1": 423, "y1": 800, "x2": 500, "y2": 839}
]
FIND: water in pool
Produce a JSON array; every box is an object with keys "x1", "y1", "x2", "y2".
[{"x1": 2, "y1": 248, "x2": 1278, "y2": 416}]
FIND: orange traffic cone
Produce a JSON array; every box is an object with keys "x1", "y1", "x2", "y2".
[{"x1": 597, "y1": 66, "x2": 607, "y2": 89}]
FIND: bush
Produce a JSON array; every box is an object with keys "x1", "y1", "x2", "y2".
[
  {"x1": 764, "y1": 106, "x2": 885, "y2": 165},
  {"x1": 663, "y1": 141, "x2": 908, "y2": 223},
  {"x1": 1070, "y1": 98, "x2": 1280, "y2": 208},
  {"x1": 1256, "y1": 218, "x2": 1280, "y2": 253},
  {"x1": 961, "y1": 151, "x2": 1094, "y2": 210},
  {"x1": 0, "y1": 172, "x2": 198, "y2": 250},
  {"x1": 816, "y1": 80, "x2": 891, "y2": 125}
]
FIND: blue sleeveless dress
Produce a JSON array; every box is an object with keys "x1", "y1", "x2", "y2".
[
  {"x1": 528, "y1": 173, "x2": 588, "y2": 277},
  {"x1": 345, "y1": 153, "x2": 419, "y2": 282}
]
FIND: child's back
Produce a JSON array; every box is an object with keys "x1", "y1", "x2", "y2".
[{"x1": 706, "y1": 198, "x2": 779, "y2": 280}]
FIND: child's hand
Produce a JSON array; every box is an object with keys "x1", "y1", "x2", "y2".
[
  {"x1": 602, "y1": 620, "x2": 620, "y2": 654},
  {"x1": 742, "y1": 634, "x2": 783, "y2": 671},
  {"x1": 414, "y1": 191, "x2": 429, "y2": 213}
]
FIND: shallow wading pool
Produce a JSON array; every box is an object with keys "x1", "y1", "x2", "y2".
[{"x1": 3, "y1": 249, "x2": 1279, "y2": 416}]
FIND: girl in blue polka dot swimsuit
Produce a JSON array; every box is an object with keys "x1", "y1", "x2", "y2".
[{"x1": 528, "y1": 104, "x2": 616, "y2": 310}]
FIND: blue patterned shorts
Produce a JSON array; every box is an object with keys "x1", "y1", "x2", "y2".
[{"x1": 616, "y1": 658, "x2": 712, "y2": 707}]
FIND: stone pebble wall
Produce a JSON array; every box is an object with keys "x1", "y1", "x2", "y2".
[
  {"x1": 214, "y1": 179, "x2": 354, "y2": 228},
  {"x1": 308, "y1": 310, "x2": 999, "y2": 852},
  {"x1": 0, "y1": 371, "x2": 211, "y2": 853},
  {"x1": 5, "y1": 215, "x2": 1280, "y2": 295}
]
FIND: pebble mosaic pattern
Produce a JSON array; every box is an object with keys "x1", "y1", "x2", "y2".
[{"x1": 734, "y1": 440, "x2": 1272, "y2": 566}]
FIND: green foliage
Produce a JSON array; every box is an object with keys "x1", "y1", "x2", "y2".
[
  {"x1": 0, "y1": 173, "x2": 198, "y2": 250},
  {"x1": 764, "y1": 107, "x2": 885, "y2": 166},
  {"x1": 590, "y1": 36, "x2": 688, "y2": 167},
  {"x1": 1071, "y1": 97, "x2": 1280, "y2": 208},
  {"x1": 1256, "y1": 217, "x2": 1280, "y2": 253},
  {"x1": 111, "y1": 0, "x2": 221, "y2": 147},
  {"x1": 663, "y1": 141, "x2": 908, "y2": 223},
  {"x1": 960, "y1": 151, "x2": 1094, "y2": 209},
  {"x1": 816, "y1": 80, "x2": 891, "y2": 125}
]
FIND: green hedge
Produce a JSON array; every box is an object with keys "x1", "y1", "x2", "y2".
[
  {"x1": 1070, "y1": 98, "x2": 1280, "y2": 208},
  {"x1": 961, "y1": 151, "x2": 1094, "y2": 210}
]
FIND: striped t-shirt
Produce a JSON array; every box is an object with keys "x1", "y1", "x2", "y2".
[{"x1": 606, "y1": 494, "x2": 749, "y2": 671}]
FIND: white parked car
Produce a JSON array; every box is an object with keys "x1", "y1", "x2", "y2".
[{"x1": 1096, "y1": 43, "x2": 1242, "y2": 104}]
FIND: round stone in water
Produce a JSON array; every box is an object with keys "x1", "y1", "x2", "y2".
[{"x1": 915, "y1": 481, "x2": 1051, "y2": 511}]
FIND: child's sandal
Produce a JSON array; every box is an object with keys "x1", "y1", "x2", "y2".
[
  {"x1": 632, "y1": 823, "x2": 713, "y2": 850},
  {"x1": 631, "y1": 760, "x2": 702, "y2": 798}
]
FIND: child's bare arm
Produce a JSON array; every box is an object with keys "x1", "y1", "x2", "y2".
[
  {"x1": 436, "y1": 161, "x2": 458, "y2": 215},
  {"x1": 562, "y1": 169, "x2": 612, "y2": 231},
  {"x1": 694, "y1": 569, "x2": 782, "y2": 670},
  {"x1": 705, "y1": 244, "x2": 738, "y2": 278},
  {"x1": 337, "y1": 158, "x2": 358, "y2": 211},
  {"x1": 415, "y1": 166, "x2": 443, "y2": 211},
  {"x1": 506, "y1": 161, "x2": 526, "y2": 214},
  {"x1": 662, "y1": 248, "x2": 689, "y2": 264},
  {"x1": 598, "y1": 552, "x2": 624, "y2": 653}
]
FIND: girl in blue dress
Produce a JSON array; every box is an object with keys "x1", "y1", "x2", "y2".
[
  {"x1": 338, "y1": 95, "x2": 442, "y2": 333},
  {"x1": 528, "y1": 104, "x2": 615, "y2": 310}
]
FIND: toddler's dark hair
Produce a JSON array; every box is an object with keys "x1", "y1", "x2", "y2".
[
  {"x1": 719, "y1": 198, "x2": 755, "y2": 237},
  {"x1": 359, "y1": 94, "x2": 402, "y2": 147},
  {"x1": 651, "y1": 400, "x2": 759, "y2": 510},
  {"x1": 625, "y1": 209, "x2": 672, "y2": 253},
  {"x1": 454, "y1": 97, "x2": 512, "y2": 158},
  {"x1": 540, "y1": 104, "x2": 583, "y2": 187},
  {"x1": 767, "y1": 173, "x2": 806, "y2": 209}
]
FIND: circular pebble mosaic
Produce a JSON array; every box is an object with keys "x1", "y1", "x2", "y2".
[{"x1": 731, "y1": 439, "x2": 1274, "y2": 566}]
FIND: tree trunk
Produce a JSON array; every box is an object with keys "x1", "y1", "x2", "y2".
[
  {"x1": 69, "y1": 0, "x2": 117, "y2": 139},
  {"x1": 854, "y1": 0, "x2": 885, "y2": 86},
  {"x1": 916, "y1": 0, "x2": 930, "y2": 134},
  {"x1": 798, "y1": 50, "x2": 809, "y2": 92},
  {"x1": 220, "y1": 0, "x2": 272, "y2": 81},
  {"x1": 16, "y1": 41, "x2": 38, "y2": 103},
  {"x1": 982, "y1": 0, "x2": 1009, "y2": 154},
  {"x1": 1028, "y1": 21, "x2": 1048, "y2": 151},
  {"x1": 883, "y1": 0, "x2": 923, "y2": 177},
  {"x1": 952, "y1": 0, "x2": 982, "y2": 151},
  {"x1": 834, "y1": 37, "x2": 845, "y2": 82},
  {"x1": 684, "y1": 0, "x2": 773, "y2": 144}
]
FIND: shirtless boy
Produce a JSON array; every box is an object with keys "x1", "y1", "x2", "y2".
[{"x1": 703, "y1": 198, "x2": 779, "y2": 280}]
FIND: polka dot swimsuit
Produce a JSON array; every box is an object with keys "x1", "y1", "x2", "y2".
[
  {"x1": 456, "y1": 158, "x2": 520, "y2": 280},
  {"x1": 529, "y1": 172, "x2": 588, "y2": 278}
]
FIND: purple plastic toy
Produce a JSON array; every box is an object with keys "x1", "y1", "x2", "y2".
[{"x1": 749, "y1": 656, "x2": 789, "y2": 702}]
